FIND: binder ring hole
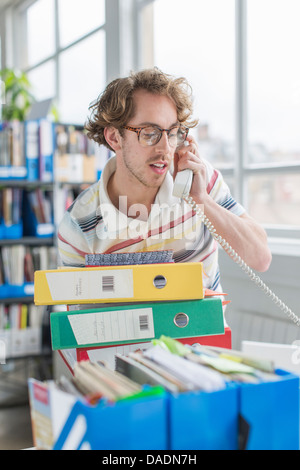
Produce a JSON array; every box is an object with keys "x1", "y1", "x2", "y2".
[
  {"x1": 153, "y1": 275, "x2": 167, "y2": 289},
  {"x1": 174, "y1": 312, "x2": 189, "y2": 328}
]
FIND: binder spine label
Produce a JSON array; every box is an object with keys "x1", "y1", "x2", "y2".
[
  {"x1": 67, "y1": 307, "x2": 155, "y2": 345},
  {"x1": 45, "y1": 269, "x2": 134, "y2": 301}
]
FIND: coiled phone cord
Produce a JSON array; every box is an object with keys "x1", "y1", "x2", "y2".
[{"x1": 184, "y1": 195, "x2": 300, "y2": 327}]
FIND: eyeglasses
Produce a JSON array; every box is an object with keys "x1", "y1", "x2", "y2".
[{"x1": 122, "y1": 124, "x2": 189, "y2": 147}]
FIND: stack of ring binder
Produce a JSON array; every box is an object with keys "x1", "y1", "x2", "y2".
[{"x1": 34, "y1": 250, "x2": 231, "y2": 369}]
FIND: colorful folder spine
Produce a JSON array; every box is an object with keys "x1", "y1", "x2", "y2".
[
  {"x1": 50, "y1": 297, "x2": 224, "y2": 350},
  {"x1": 34, "y1": 262, "x2": 204, "y2": 305}
]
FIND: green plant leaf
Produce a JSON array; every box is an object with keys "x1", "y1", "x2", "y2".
[{"x1": 0, "y1": 68, "x2": 35, "y2": 122}]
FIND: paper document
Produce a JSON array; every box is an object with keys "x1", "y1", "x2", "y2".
[{"x1": 144, "y1": 345, "x2": 226, "y2": 392}]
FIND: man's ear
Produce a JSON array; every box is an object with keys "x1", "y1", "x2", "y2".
[{"x1": 104, "y1": 127, "x2": 122, "y2": 151}]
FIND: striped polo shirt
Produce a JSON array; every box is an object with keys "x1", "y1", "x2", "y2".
[{"x1": 57, "y1": 156, "x2": 245, "y2": 293}]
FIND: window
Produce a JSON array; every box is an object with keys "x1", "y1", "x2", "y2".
[
  {"x1": 248, "y1": 0, "x2": 300, "y2": 165},
  {"x1": 139, "y1": 0, "x2": 300, "y2": 234},
  {"x1": 247, "y1": 173, "x2": 300, "y2": 227},
  {"x1": 26, "y1": 0, "x2": 55, "y2": 67},
  {"x1": 16, "y1": 0, "x2": 106, "y2": 125},
  {"x1": 58, "y1": 0, "x2": 105, "y2": 48},
  {"x1": 150, "y1": 0, "x2": 235, "y2": 169},
  {"x1": 59, "y1": 30, "x2": 106, "y2": 124},
  {"x1": 27, "y1": 60, "x2": 55, "y2": 102},
  {"x1": 247, "y1": 0, "x2": 300, "y2": 228}
]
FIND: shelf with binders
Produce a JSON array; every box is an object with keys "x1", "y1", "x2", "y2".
[
  {"x1": 0, "y1": 302, "x2": 53, "y2": 410},
  {"x1": 0, "y1": 185, "x2": 55, "y2": 240},
  {"x1": 0, "y1": 302, "x2": 51, "y2": 359},
  {"x1": 0, "y1": 243, "x2": 56, "y2": 382},
  {"x1": 0, "y1": 243, "x2": 57, "y2": 301},
  {"x1": 22, "y1": 187, "x2": 55, "y2": 238},
  {"x1": 1, "y1": 118, "x2": 111, "y2": 184},
  {"x1": 0, "y1": 121, "x2": 27, "y2": 181},
  {"x1": 0, "y1": 185, "x2": 24, "y2": 240},
  {"x1": 0, "y1": 119, "x2": 109, "y2": 392},
  {"x1": 0, "y1": 118, "x2": 55, "y2": 182},
  {"x1": 53, "y1": 125, "x2": 112, "y2": 226},
  {"x1": 0, "y1": 168, "x2": 56, "y2": 368},
  {"x1": 0, "y1": 120, "x2": 109, "y2": 303},
  {"x1": 54, "y1": 123, "x2": 112, "y2": 184}
]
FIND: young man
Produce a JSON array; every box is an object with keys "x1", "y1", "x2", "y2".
[{"x1": 57, "y1": 68, "x2": 272, "y2": 296}]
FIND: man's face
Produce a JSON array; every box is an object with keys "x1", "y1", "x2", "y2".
[{"x1": 118, "y1": 89, "x2": 178, "y2": 189}]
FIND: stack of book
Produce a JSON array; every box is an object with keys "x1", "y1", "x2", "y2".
[
  {"x1": 24, "y1": 118, "x2": 55, "y2": 182},
  {"x1": 54, "y1": 124, "x2": 112, "y2": 183},
  {"x1": 34, "y1": 251, "x2": 231, "y2": 370},
  {"x1": 0, "y1": 119, "x2": 111, "y2": 183},
  {"x1": 0, "y1": 188, "x2": 23, "y2": 238},
  {"x1": 22, "y1": 188, "x2": 55, "y2": 238},
  {"x1": 0, "y1": 119, "x2": 110, "y2": 183},
  {"x1": 0, "y1": 120, "x2": 26, "y2": 179},
  {"x1": 0, "y1": 303, "x2": 47, "y2": 358},
  {"x1": 0, "y1": 244, "x2": 57, "y2": 299},
  {"x1": 0, "y1": 187, "x2": 54, "y2": 239}
]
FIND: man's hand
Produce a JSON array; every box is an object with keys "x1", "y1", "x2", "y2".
[{"x1": 173, "y1": 135, "x2": 208, "y2": 203}]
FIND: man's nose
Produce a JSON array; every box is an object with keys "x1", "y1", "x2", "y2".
[{"x1": 155, "y1": 131, "x2": 172, "y2": 151}]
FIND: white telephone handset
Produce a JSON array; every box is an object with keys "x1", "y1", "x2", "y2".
[
  {"x1": 172, "y1": 140, "x2": 193, "y2": 199},
  {"x1": 172, "y1": 169, "x2": 193, "y2": 199},
  {"x1": 172, "y1": 150, "x2": 300, "y2": 327}
]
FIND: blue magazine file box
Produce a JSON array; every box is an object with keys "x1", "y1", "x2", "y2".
[
  {"x1": 239, "y1": 369, "x2": 300, "y2": 450},
  {"x1": 22, "y1": 191, "x2": 54, "y2": 238},
  {"x1": 3, "y1": 222, "x2": 23, "y2": 239},
  {"x1": 0, "y1": 223, "x2": 23, "y2": 239},
  {"x1": 168, "y1": 383, "x2": 239, "y2": 450},
  {"x1": 53, "y1": 387, "x2": 168, "y2": 450},
  {"x1": 0, "y1": 282, "x2": 34, "y2": 299}
]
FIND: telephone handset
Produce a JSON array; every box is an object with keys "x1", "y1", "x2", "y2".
[
  {"x1": 173, "y1": 140, "x2": 193, "y2": 199},
  {"x1": 172, "y1": 169, "x2": 193, "y2": 199},
  {"x1": 172, "y1": 160, "x2": 300, "y2": 327}
]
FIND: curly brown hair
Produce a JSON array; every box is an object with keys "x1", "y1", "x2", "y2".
[{"x1": 85, "y1": 68, "x2": 198, "y2": 151}]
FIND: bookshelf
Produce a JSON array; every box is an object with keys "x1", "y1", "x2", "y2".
[
  {"x1": 0, "y1": 181, "x2": 56, "y2": 369},
  {"x1": 0, "y1": 118, "x2": 110, "y2": 402},
  {"x1": 0, "y1": 180, "x2": 55, "y2": 405}
]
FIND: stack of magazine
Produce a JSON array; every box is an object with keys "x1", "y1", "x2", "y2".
[{"x1": 54, "y1": 336, "x2": 278, "y2": 405}]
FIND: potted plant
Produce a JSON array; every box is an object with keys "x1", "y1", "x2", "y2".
[{"x1": 0, "y1": 68, "x2": 35, "y2": 122}]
